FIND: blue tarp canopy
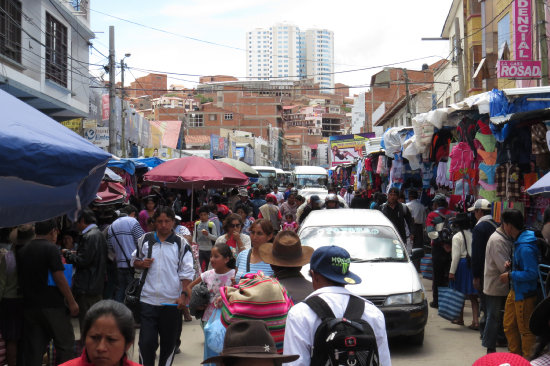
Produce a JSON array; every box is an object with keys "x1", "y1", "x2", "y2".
[
  {"x1": 0, "y1": 89, "x2": 111, "y2": 227},
  {"x1": 128, "y1": 157, "x2": 166, "y2": 169},
  {"x1": 489, "y1": 88, "x2": 550, "y2": 124},
  {"x1": 107, "y1": 159, "x2": 143, "y2": 175}
]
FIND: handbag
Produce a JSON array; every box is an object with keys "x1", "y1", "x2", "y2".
[
  {"x1": 420, "y1": 254, "x2": 433, "y2": 280},
  {"x1": 124, "y1": 233, "x2": 154, "y2": 308},
  {"x1": 438, "y1": 282, "x2": 466, "y2": 321},
  {"x1": 220, "y1": 271, "x2": 293, "y2": 353},
  {"x1": 203, "y1": 308, "x2": 226, "y2": 354}
]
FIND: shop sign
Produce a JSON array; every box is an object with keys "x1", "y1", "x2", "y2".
[
  {"x1": 515, "y1": 0, "x2": 532, "y2": 61},
  {"x1": 83, "y1": 127, "x2": 109, "y2": 147},
  {"x1": 497, "y1": 60, "x2": 541, "y2": 78},
  {"x1": 210, "y1": 134, "x2": 228, "y2": 159},
  {"x1": 328, "y1": 133, "x2": 375, "y2": 167},
  {"x1": 61, "y1": 118, "x2": 81, "y2": 132},
  {"x1": 94, "y1": 127, "x2": 109, "y2": 147},
  {"x1": 102, "y1": 94, "x2": 109, "y2": 121},
  {"x1": 497, "y1": 0, "x2": 541, "y2": 79}
]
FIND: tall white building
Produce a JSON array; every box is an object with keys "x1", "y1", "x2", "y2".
[
  {"x1": 351, "y1": 93, "x2": 365, "y2": 134},
  {"x1": 246, "y1": 23, "x2": 334, "y2": 92}
]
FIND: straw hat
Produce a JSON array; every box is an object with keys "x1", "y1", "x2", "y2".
[{"x1": 259, "y1": 232, "x2": 313, "y2": 267}]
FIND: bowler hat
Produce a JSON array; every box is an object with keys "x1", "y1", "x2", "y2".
[
  {"x1": 202, "y1": 320, "x2": 299, "y2": 364},
  {"x1": 259, "y1": 231, "x2": 314, "y2": 267}
]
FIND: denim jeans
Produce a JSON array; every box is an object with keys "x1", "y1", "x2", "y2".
[{"x1": 482, "y1": 294, "x2": 506, "y2": 349}]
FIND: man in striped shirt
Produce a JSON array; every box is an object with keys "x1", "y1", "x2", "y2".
[{"x1": 107, "y1": 205, "x2": 145, "y2": 303}]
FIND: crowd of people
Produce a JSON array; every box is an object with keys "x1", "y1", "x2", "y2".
[{"x1": 1, "y1": 181, "x2": 550, "y2": 366}]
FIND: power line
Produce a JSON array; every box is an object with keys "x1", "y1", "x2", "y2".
[{"x1": 126, "y1": 55, "x2": 447, "y2": 82}]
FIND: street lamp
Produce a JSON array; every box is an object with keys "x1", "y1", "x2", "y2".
[{"x1": 121, "y1": 53, "x2": 131, "y2": 157}]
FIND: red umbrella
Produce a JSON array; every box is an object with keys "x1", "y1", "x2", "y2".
[{"x1": 143, "y1": 156, "x2": 249, "y2": 188}]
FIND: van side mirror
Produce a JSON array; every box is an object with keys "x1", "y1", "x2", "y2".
[{"x1": 410, "y1": 248, "x2": 425, "y2": 261}]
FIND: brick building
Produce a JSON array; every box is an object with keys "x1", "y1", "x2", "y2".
[
  {"x1": 364, "y1": 66, "x2": 434, "y2": 133},
  {"x1": 128, "y1": 73, "x2": 168, "y2": 99}
]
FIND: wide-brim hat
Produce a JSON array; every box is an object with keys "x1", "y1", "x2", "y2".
[
  {"x1": 530, "y1": 296, "x2": 550, "y2": 336},
  {"x1": 258, "y1": 233, "x2": 314, "y2": 267},
  {"x1": 202, "y1": 320, "x2": 299, "y2": 364}
]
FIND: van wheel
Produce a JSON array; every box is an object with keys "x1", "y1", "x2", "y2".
[{"x1": 409, "y1": 329, "x2": 424, "y2": 346}]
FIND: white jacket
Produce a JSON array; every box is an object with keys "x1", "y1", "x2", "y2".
[
  {"x1": 131, "y1": 232, "x2": 194, "y2": 306},
  {"x1": 450, "y1": 229, "x2": 473, "y2": 275}
]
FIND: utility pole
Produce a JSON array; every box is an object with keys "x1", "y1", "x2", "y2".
[
  {"x1": 108, "y1": 26, "x2": 116, "y2": 155},
  {"x1": 403, "y1": 68, "x2": 412, "y2": 126},
  {"x1": 120, "y1": 53, "x2": 131, "y2": 157},
  {"x1": 454, "y1": 18, "x2": 466, "y2": 100},
  {"x1": 536, "y1": 0, "x2": 549, "y2": 86}
]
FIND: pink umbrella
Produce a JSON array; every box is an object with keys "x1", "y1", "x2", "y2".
[{"x1": 143, "y1": 156, "x2": 249, "y2": 189}]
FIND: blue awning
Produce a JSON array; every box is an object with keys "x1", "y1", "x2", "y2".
[{"x1": 0, "y1": 89, "x2": 111, "y2": 226}]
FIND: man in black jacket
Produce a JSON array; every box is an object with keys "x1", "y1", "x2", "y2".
[
  {"x1": 381, "y1": 188, "x2": 413, "y2": 244},
  {"x1": 63, "y1": 209, "x2": 107, "y2": 332}
]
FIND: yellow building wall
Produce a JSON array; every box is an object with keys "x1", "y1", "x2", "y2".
[
  {"x1": 465, "y1": 10, "x2": 482, "y2": 95},
  {"x1": 495, "y1": 0, "x2": 516, "y2": 89}
]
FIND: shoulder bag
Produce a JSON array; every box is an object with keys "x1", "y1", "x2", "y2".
[{"x1": 124, "y1": 233, "x2": 154, "y2": 308}]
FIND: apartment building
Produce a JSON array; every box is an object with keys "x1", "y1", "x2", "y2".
[
  {"x1": 0, "y1": 0, "x2": 93, "y2": 120},
  {"x1": 246, "y1": 23, "x2": 334, "y2": 92},
  {"x1": 128, "y1": 73, "x2": 167, "y2": 99}
]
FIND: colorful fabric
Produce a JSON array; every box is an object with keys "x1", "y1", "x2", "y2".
[
  {"x1": 477, "y1": 119, "x2": 492, "y2": 135},
  {"x1": 449, "y1": 142, "x2": 475, "y2": 177},
  {"x1": 532, "y1": 123, "x2": 549, "y2": 155},
  {"x1": 436, "y1": 161, "x2": 452, "y2": 187},
  {"x1": 477, "y1": 149, "x2": 498, "y2": 165},
  {"x1": 479, "y1": 163, "x2": 497, "y2": 185},
  {"x1": 479, "y1": 180, "x2": 497, "y2": 191},
  {"x1": 220, "y1": 272, "x2": 293, "y2": 353},
  {"x1": 479, "y1": 188, "x2": 498, "y2": 203},
  {"x1": 523, "y1": 172, "x2": 538, "y2": 189},
  {"x1": 475, "y1": 132, "x2": 497, "y2": 152},
  {"x1": 496, "y1": 164, "x2": 521, "y2": 200}
]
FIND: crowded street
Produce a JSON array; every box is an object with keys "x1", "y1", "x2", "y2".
[{"x1": 3, "y1": 1, "x2": 550, "y2": 366}]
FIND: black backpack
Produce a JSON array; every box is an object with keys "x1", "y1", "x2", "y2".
[{"x1": 305, "y1": 295, "x2": 380, "y2": 366}]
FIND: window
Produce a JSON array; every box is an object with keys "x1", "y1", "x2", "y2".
[
  {"x1": 189, "y1": 114, "x2": 204, "y2": 127},
  {"x1": 209, "y1": 114, "x2": 217, "y2": 121},
  {"x1": 0, "y1": 0, "x2": 22, "y2": 63},
  {"x1": 45, "y1": 13, "x2": 68, "y2": 87},
  {"x1": 498, "y1": 14, "x2": 510, "y2": 59},
  {"x1": 224, "y1": 113, "x2": 233, "y2": 120}
]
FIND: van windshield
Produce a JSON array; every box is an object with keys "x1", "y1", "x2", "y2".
[
  {"x1": 295, "y1": 174, "x2": 327, "y2": 188},
  {"x1": 300, "y1": 226, "x2": 407, "y2": 262}
]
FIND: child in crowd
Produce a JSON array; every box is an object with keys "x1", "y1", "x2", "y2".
[
  {"x1": 193, "y1": 206, "x2": 219, "y2": 272},
  {"x1": 282, "y1": 213, "x2": 298, "y2": 232},
  {"x1": 188, "y1": 243, "x2": 236, "y2": 362}
]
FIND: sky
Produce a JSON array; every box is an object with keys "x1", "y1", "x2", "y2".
[{"x1": 88, "y1": 0, "x2": 454, "y2": 96}]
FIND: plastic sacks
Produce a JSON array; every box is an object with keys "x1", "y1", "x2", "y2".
[
  {"x1": 403, "y1": 136, "x2": 422, "y2": 170},
  {"x1": 383, "y1": 127, "x2": 413, "y2": 157}
]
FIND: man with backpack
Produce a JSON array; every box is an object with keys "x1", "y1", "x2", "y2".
[
  {"x1": 426, "y1": 194, "x2": 455, "y2": 309},
  {"x1": 283, "y1": 245, "x2": 391, "y2": 366},
  {"x1": 469, "y1": 199, "x2": 499, "y2": 339},
  {"x1": 132, "y1": 207, "x2": 195, "y2": 366}
]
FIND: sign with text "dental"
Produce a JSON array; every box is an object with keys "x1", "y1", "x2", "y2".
[{"x1": 497, "y1": 0, "x2": 541, "y2": 78}]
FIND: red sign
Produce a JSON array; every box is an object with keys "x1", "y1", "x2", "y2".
[
  {"x1": 497, "y1": 60, "x2": 541, "y2": 78},
  {"x1": 102, "y1": 94, "x2": 109, "y2": 121},
  {"x1": 515, "y1": 0, "x2": 532, "y2": 60}
]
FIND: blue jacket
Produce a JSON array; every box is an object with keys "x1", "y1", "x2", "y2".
[{"x1": 510, "y1": 230, "x2": 539, "y2": 301}]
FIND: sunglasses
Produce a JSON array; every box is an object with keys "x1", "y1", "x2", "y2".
[{"x1": 229, "y1": 223, "x2": 242, "y2": 228}]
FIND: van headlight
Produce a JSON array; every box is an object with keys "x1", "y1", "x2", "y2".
[{"x1": 384, "y1": 290, "x2": 425, "y2": 306}]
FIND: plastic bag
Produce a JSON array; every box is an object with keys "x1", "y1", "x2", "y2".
[{"x1": 204, "y1": 308, "x2": 225, "y2": 354}]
